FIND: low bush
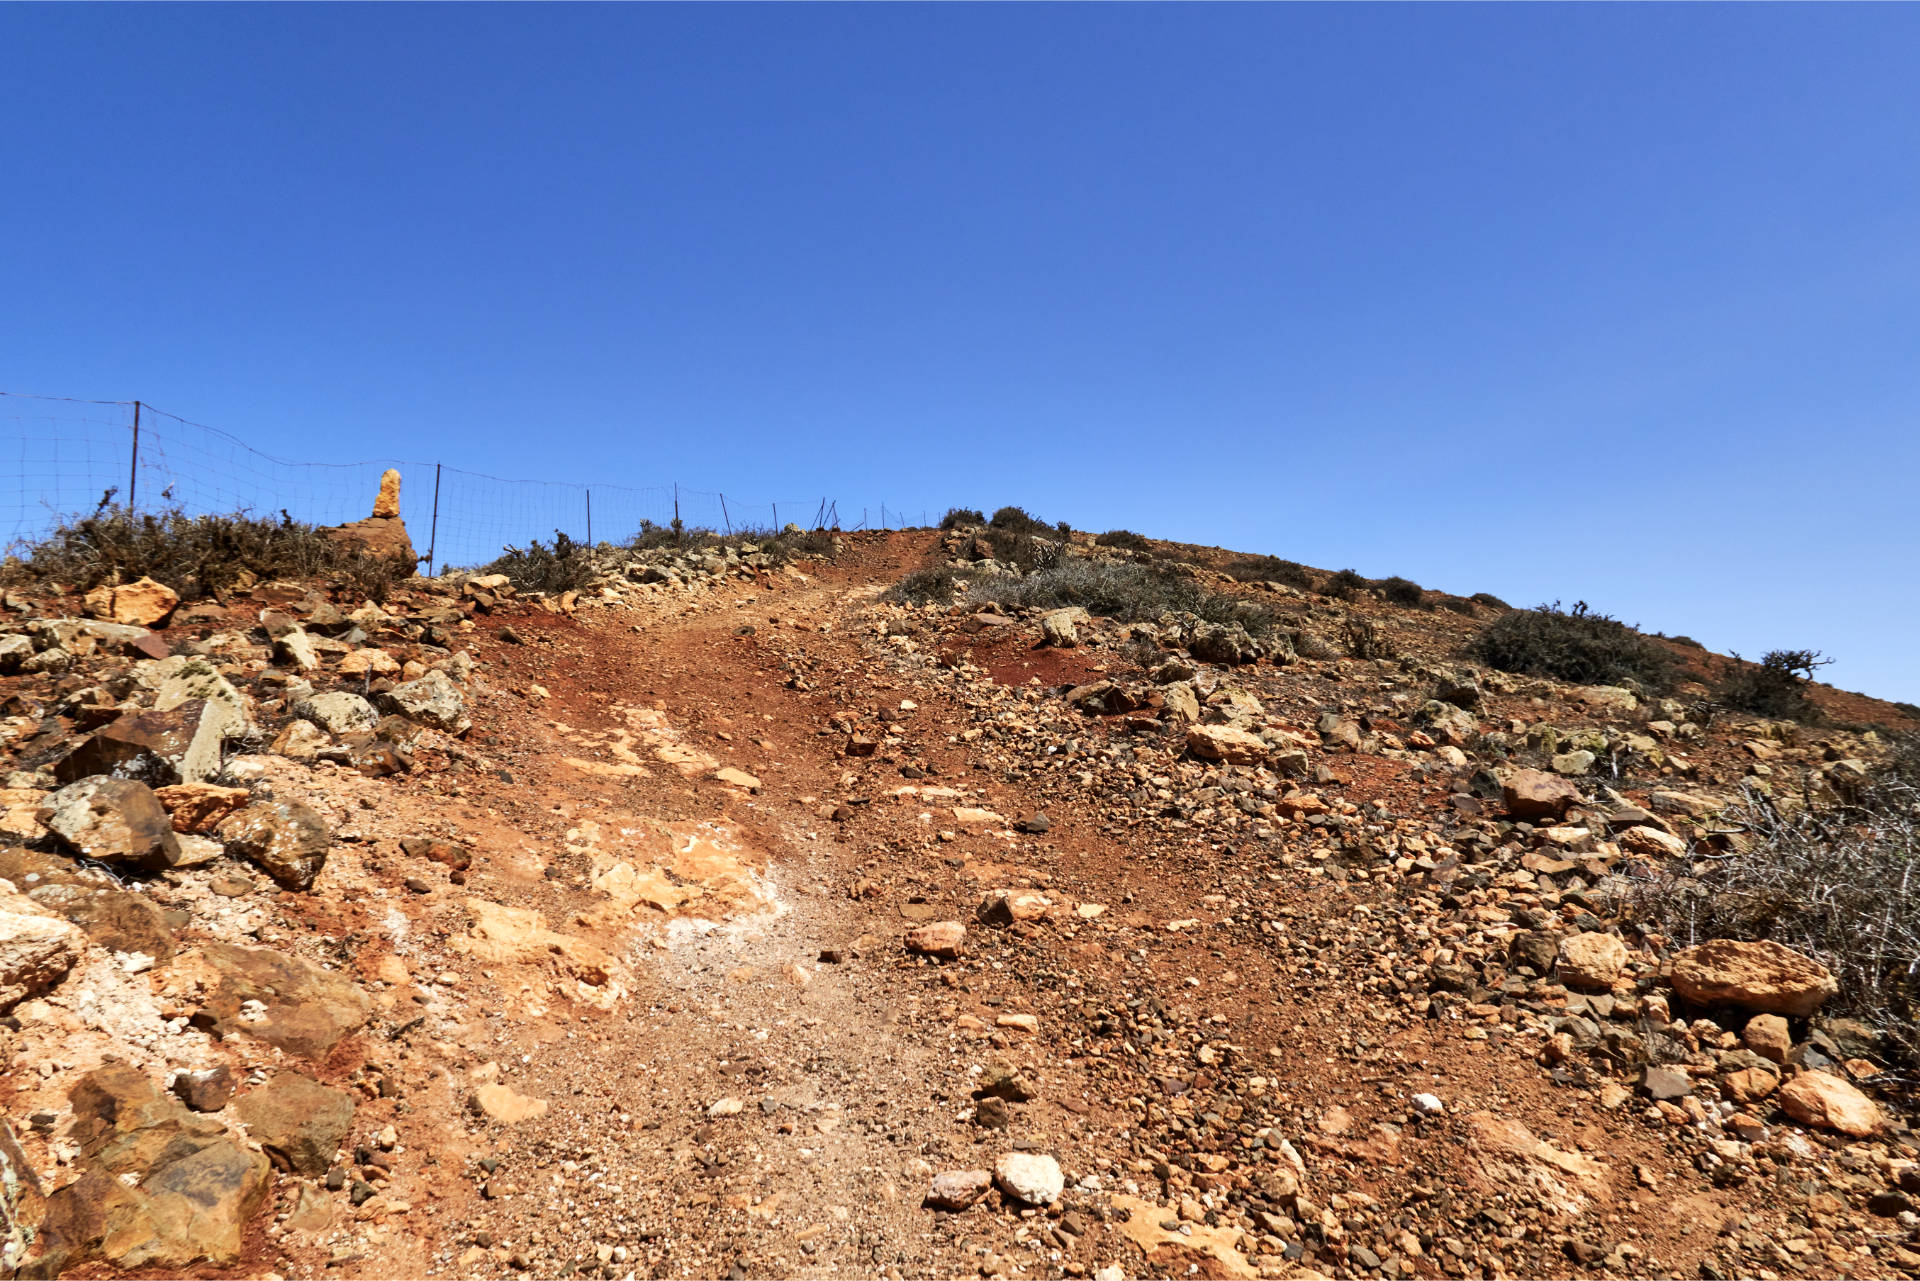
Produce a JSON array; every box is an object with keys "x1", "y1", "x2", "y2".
[
  {"x1": 1717, "y1": 649, "x2": 1830, "y2": 723},
  {"x1": 1341, "y1": 617, "x2": 1395, "y2": 660},
  {"x1": 939, "y1": 508, "x2": 986, "y2": 531},
  {"x1": 483, "y1": 531, "x2": 597, "y2": 594},
  {"x1": 1322, "y1": 568, "x2": 1368, "y2": 600},
  {"x1": 968, "y1": 560, "x2": 1274, "y2": 636},
  {"x1": 1633, "y1": 769, "x2": 1920, "y2": 1063},
  {"x1": 885, "y1": 565, "x2": 963, "y2": 606},
  {"x1": 1440, "y1": 597, "x2": 1478, "y2": 616},
  {"x1": 1094, "y1": 529, "x2": 1153, "y2": 552},
  {"x1": 1471, "y1": 600, "x2": 1680, "y2": 693},
  {"x1": 1470, "y1": 591, "x2": 1510, "y2": 610},
  {"x1": 1377, "y1": 576, "x2": 1426, "y2": 608},
  {"x1": 1669, "y1": 635, "x2": 1706, "y2": 650},
  {"x1": 3, "y1": 494, "x2": 399, "y2": 602},
  {"x1": 989, "y1": 506, "x2": 1050, "y2": 538},
  {"x1": 629, "y1": 518, "x2": 735, "y2": 551},
  {"x1": 1222, "y1": 555, "x2": 1312, "y2": 589}
]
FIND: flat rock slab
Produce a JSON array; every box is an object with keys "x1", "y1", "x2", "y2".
[{"x1": 187, "y1": 942, "x2": 371, "y2": 1060}]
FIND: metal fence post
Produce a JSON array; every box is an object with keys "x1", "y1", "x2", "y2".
[
  {"x1": 128, "y1": 400, "x2": 141, "y2": 511},
  {"x1": 586, "y1": 488, "x2": 593, "y2": 546},
  {"x1": 426, "y1": 463, "x2": 442, "y2": 571},
  {"x1": 720, "y1": 493, "x2": 731, "y2": 535}
]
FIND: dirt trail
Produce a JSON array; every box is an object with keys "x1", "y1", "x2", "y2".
[
  {"x1": 12, "y1": 530, "x2": 1913, "y2": 1281},
  {"x1": 297, "y1": 533, "x2": 1900, "y2": 1281}
]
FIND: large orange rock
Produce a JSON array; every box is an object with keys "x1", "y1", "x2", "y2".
[
  {"x1": 1557, "y1": 931, "x2": 1629, "y2": 990},
  {"x1": 1502, "y1": 768, "x2": 1581, "y2": 820},
  {"x1": 1186, "y1": 723, "x2": 1268, "y2": 765},
  {"x1": 1669, "y1": 939, "x2": 1838, "y2": 1017},
  {"x1": 82, "y1": 576, "x2": 178, "y2": 627},
  {"x1": 1779, "y1": 1070, "x2": 1881, "y2": 1136}
]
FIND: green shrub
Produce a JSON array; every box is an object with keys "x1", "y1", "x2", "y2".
[
  {"x1": 1669, "y1": 635, "x2": 1705, "y2": 650},
  {"x1": 484, "y1": 531, "x2": 597, "y2": 594},
  {"x1": 1222, "y1": 555, "x2": 1312, "y2": 588},
  {"x1": 1441, "y1": 597, "x2": 1478, "y2": 616},
  {"x1": 3, "y1": 494, "x2": 400, "y2": 602},
  {"x1": 1471, "y1": 600, "x2": 1680, "y2": 693},
  {"x1": 1377, "y1": 576, "x2": 1426, "y2": 608},
  {"x1": 1322, "y1": 568, "x2": 1368, "y2": 600},
  {"x1": 1095, "y1": 529, "x2": 1153, "y2": 552},
  {"x1": 969, "y1": 560, "x2": 1274, "y2": 636},
  {"x1": 1470, "y1": 592, "x2": 1510, "y2": 610},
  {"x1": 1717, "y1": 649, "x2": 1830, "y2": 723},
  {"x1": 989, "y1": 506, "x2": 1050, "y2": 537},
  {"x1": 939, "y1": 508, "x2": 986, "y2": 531}
]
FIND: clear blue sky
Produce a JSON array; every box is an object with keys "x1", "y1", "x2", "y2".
[{"x1": 4, "y1": 6, "x2": 1916, "y2": 704}]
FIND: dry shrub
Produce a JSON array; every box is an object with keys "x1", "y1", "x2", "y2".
[
  {"x1": 1633, "y1": 763, "x2": 1920, "y2": 1063},
  {"x1": 939, "y1": 508, "x2": 985, "y2": 531},
  {"x1": 4, "y1": 495, "x2": 400, "y2": 602}
]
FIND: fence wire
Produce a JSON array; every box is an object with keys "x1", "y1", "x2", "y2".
[{"x1": 1, "y1": 392, "x2": 937, "y2": 574}]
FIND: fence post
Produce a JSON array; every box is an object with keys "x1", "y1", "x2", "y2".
[
  {"x1": 586, "y1": 489, "x2": 593, "y2": 546},
  {"x1": 772, "y1": 502, "x2": 778, "y2": 530},
  {"x1": 720, "y1": 493, "x2": 731, "y2": 535},
  {"x1": 426, "y1": 463, "x2": 442, "y2": 572},
  {"x1": 128, "y1": 400, "x2": 141, "y2": 511}
]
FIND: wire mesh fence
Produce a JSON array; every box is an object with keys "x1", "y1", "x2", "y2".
[{"x1": 1, "y1": 392, "x2": 937, "y2": 573}]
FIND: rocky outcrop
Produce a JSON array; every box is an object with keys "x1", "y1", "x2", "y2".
[
  {"x1": 36, "y1": 1063, "x2": 270, "y2": 1272},
  {"x1": 323, "y1": 469, "x2": 417, "y2": 571}
]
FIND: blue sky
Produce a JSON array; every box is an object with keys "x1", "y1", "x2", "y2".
[{"x1": 3, "y1": 6, "x2": 1916, "y2": 703}]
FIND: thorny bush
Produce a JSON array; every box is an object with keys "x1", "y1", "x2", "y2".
[
  {"x1": 3, "y1": 494, "x2": 400, "y2": 603},
  {"x1": 1633, "y1": 752, "x2": 1920, "y2": 1065},
  {"x1": 1471, "y1": 600, "x2": 1680, "y2": 694},
  {"x1": 484, "y1": 531, "x2": 597, "y2": 595},
  {"x1": 939, "y1": 508, "x2": 986, "y2": 531},
  {"x1": 1716, "y1": 649, "x2": 1831, "y2": 723}
]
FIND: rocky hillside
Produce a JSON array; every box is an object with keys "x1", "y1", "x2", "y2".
[{"x1": 1, "y1": 516, "x2": 1917, "y2": 1281}]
